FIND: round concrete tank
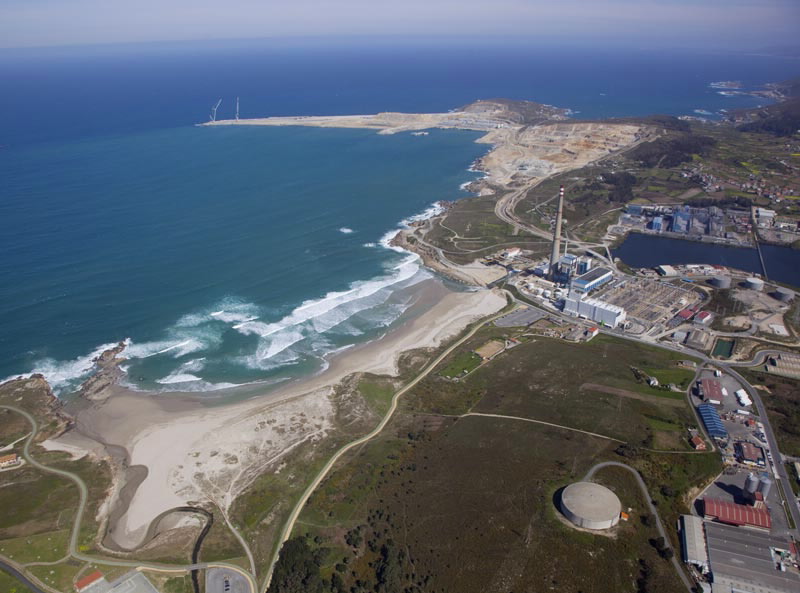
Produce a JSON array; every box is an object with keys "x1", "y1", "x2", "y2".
[
  {"x1": 758, "y1": 475, "x2": 772, "y2": 499},
  {"x1": 774, "y1": 287, "x2": 794, "y2": 303},
  {"x1": 559, "y1": 482, "x2": 621, "y2": 530},
  {"x1": 744, "y1": 277, "x2": 764, "y2": 291},
  {"x1": 744, "y1": 472, "x2": 758, "y2": 495},
  {"x1": 712, "y1": 275, "x2": 732, "y2": 289}
]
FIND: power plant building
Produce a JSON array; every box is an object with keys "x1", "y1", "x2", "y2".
[
  {"x1": 651, "y1": 215, "x2": 664, "y2": 231},
  {"x1": 570, "y1": 267, "x2": 613, "y2": 293},
  {"x1": 563, "y1": 294, "x2": 627, "y2": 327},
  {"x1": 559, "y1": 482, "x2": 621, "y2": 530}
]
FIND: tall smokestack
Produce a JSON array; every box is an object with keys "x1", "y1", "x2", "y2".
[{"x1": 549, "y1": 185, "x2": 565, "y2": 278}]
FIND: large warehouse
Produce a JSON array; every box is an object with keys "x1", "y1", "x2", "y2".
[
  {"x1": 705, "y1": 522, "x2": 800, "y2": 593},
  {"x1": 697, "y1": 404, "x2": 728, "y2": 440},
  {"x1": 559, "y1": 482, "x2": 621, "y2": 530}
]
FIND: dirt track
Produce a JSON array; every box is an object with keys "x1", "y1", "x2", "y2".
[{"x1": 580, "y1": 382, "x2": 685, "y2": 407}]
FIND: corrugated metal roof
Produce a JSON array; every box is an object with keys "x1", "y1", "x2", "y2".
[
  {"x1": 703, "y1": 498, "x2": 771, "y2": 529},
  {"x1": 681, "y1": 515, "x2": 708, "y2": 567},
  {"x1": 698, "y1": 404, "x2": 727, "y2": 439}
]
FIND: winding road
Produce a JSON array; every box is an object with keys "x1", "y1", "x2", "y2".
[
  {"x1": 0, "y1": 405, "x2": 258, "y2": 593},
  {"x1": 260, "y1": 301, "x2": 514, "y2": 592},
  {"x1": 583, "y1": 461, "x2": 693, "y2": 592}
]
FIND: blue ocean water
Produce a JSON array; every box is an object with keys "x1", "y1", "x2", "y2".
[
  {"x1": 1, "y1": 39, "x2": 798, "y2": 394},
  {"x1": 0, "y1": 125, "x2": 485, "y2": 392}
]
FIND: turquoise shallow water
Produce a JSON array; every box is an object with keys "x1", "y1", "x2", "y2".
[{"x1": 0, "y1": 125, "x2": 486, "y2": 393}]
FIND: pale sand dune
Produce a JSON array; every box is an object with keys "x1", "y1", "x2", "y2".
[{"x1": 72, "y1": 285, "x2": 506, "y2": 549}]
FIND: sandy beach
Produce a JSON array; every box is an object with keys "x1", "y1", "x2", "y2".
[{"x1": 63, "y1": 280, "x2": 505, "y2": 549}]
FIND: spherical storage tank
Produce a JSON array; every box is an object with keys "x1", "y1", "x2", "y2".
[
  {"x1": 559, "y1": 482, "x2": 621, "y2": 530},
  {"x1": 744, "y1": 277, "x2": 764, "y2": 291}
]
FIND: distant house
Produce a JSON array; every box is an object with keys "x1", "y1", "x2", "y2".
[
  {"x1": 690, "y1": 436, "x2": 707, "y2": 451},
  {"x1": 735, "y1": 441, "x2": 765, "y2": 467},
  {"x1": 0, "y1": 453, "x2": 20, "y2": 468},
  {"x1": 75, "y1": 571, "x2": 107, "y2": 593},
  {"x1": 694, "y1": 311, "x2": 714, "y2": 325}
]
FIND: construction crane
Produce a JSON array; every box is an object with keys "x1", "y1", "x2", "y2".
[
  {"x1": 235, "y1": 97, "x2": 240, "y2": 121},
  {"x1": 210, "y1": 99, "x2": 222, "y2": 122}
]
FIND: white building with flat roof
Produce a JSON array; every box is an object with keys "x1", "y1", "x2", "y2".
[{"x1": 563, "y1": 294, "x2": 627, "y2": 328}]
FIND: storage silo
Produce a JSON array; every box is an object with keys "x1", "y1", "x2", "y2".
[
  {"x1": 757, "y1": 475, "x2": 773, "y2": 500},
  {"x1": 711, "y1": 276, "x2": 732, "y2": 289},
  {"x1": 559, "y1": 482, "x2": 622, "y2": 530},
  {"x1": 744, "y1": 472, "x2": 759, "y2": 496},
  {"x1": 774, "y1": 287, "x2": 794, "y2": 303},
  {"x1": 744, "y1": 277, "x2": 764, "y2": 291}
]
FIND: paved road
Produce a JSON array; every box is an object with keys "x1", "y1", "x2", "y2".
[
  {"x1": 0, "y1": 557, "x2": 50, "y2": 593},
  {"x1": 584, "y1": 461, "x2": 693, "y2": 592}
]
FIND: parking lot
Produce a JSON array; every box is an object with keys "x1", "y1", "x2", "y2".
[
  {"x1": 206, "y1": 568, "x2": 250, "y2": 593},
  {"x1": 494, "y1": 306, "x2": 548, "y2": 327}
]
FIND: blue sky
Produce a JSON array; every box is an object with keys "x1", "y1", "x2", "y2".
[{"x1": 1, "y1": 0, "x2": 797, "y2": 49}]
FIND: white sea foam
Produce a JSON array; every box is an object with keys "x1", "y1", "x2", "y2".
[
  {"x1": 363, "y1": 242, "x2": 377, "y2": 248},
  {"x1": 157, "y1": 373, "x2": 203, "y2": 385},
  {"x1": 399, "y1": 202, "x2": 446, "y2": 226},
  {"x1": 3, "y1": 341, "x2": 119, "y2": 394},
  {"x1": 238, "y1": 253, "x2": 424, "y2": 368},
  {"x1": 339, "y1": 227, "x2": 355, "y2": 234}
]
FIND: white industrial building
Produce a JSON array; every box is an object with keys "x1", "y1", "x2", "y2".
[
  {"x1": 563, "y1": 294, "x2": 627, "y2": 328},
  {"x1": 680, "y1": 515, "x2": 709, "y2": 573}
]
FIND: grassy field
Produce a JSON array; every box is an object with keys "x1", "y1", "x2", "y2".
[
  {"x1": 423, "y1": 193, "x2": 549, "y2": 264},
  {"x1": 0, "y1": 569, "x2": 34, "y2": 593},
  {"x1": 0, "y1": 529, "x2": 69, "y2": 564},
  {"x1": 438, "y1": 350, "x2": 482, "y2": 378},
  {"x1": 265, "y1": 329, "x2": 721, "y2": 593}
]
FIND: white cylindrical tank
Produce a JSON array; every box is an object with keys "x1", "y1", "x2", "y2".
[
  {"x1": 758, "y1": 475, "x2": 773, "y2": 499},
  {"x1": 559, "y1": 482, "x2": 621, "y2": 530},
  {"x1": 744, "y1": 472, "x2": 759, "y2": 495},
  {"x1": 744, "y1": 277, "x2": 764, "y2": 291}
]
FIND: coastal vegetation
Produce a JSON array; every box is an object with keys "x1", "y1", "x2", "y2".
[{"x1": 266, "y1": 330, "x2": 719, "y2": 592}]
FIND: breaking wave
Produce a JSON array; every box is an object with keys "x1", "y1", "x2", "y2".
[{"x1": 18, "y1": 201, "x2": 448, "y2": 396}]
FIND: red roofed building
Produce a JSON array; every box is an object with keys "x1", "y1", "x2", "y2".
[
  {"x1": 690, "y1": 435, "x2": 707, "y2": 450},
  {"x1": 700, "y1": 378, "x2": 723, "y2": 401},
  {"x1": 677, "y1": 308, "x2": 695, "y2": 320},
  {"x1": 703, "y1": 497, "x2": 771, "y2": 530},
  {"x1": 694, "y1": 311, "x2": 714, "y2": 325},
  {"x1": 75, "y1": 571, "x2": 105, "y2": 592}
]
